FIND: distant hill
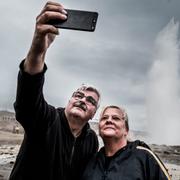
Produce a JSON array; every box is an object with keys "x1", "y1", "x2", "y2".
[
  {"x1": 0, "y1": 110, "x2": 14, "y2": 117},
  {"x1": 0, "y1": 110, "x2": 23, "y2": 133},
  {"x1": 0, "y1": 111, "x2": 149, "y2": 141}
]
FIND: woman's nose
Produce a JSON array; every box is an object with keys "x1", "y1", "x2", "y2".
[{"x1": 105, "y1": 117, "x2": 113, "y2": 124}]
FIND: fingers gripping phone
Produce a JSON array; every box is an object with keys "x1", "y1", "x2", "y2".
[{"x1": 49, "y1": 9, "x2": 98, "y2": 32}]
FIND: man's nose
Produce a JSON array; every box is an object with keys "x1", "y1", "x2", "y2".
[
  {"x1": 80, "y1": 96, "x2": 87, "y2": 102},
  {"x1": 78, "y1": 98, "x2": 87, "y2": 105}
]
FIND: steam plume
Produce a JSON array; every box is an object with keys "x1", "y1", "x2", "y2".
[{"x1": 146, "y1": 19, "x2": 180, "y2": 145}]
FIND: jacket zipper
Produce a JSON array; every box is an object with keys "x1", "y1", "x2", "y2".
[
  {"x1": 69, "y1": 138, "x2": 76, "y2": 166},
  {"x1": 102, "y1": 170, "x2": 108, "y2": 180}
]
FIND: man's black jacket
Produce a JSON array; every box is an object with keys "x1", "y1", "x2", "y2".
[{"x1": 9, "y1": 62, "x2": 98, "y2": 180}]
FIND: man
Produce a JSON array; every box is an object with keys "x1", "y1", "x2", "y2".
[
  {"x1": 9, "y1": 1, "x2": 100, "y2": 180},
  {"x1": 82, "y1": 105, "x2": 171, "y2": 180}
]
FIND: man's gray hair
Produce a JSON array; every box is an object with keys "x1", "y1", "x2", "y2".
[{"x1": 75, "y1": 83, "x2": 101, "y2": 108}]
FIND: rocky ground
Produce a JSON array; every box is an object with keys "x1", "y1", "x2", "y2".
[
  {"x1": 0, "y1": 130, "x2": 180, "y2": 180},
  {"x1": 150, "y1": 144, "x2": 180, "y2": 179},
  {"x1": 0, "y1": 118, "x2": 180, "y2": 179},
  {"x1": 0, "y1": 131, "x2": 23, "y2": 180}
]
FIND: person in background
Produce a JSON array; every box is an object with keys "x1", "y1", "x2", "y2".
[
  {"x1": 9, "y1": 1, "x2": 100, "y2": 180},
  {"x1": 81, "y1": 105, "x2": 171, "y2": 180}
]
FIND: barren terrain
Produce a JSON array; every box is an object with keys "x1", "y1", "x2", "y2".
[{"x1": 0, "y1": 112, "x2": 180, "y2": 180}]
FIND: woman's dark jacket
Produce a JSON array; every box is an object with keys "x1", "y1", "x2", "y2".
[
  {"x1": 81, "y1": 140, "x2": 171, "y2": 180},
  {"x1": 9, "y1": 61, "x2": 98, "y2": 180}
]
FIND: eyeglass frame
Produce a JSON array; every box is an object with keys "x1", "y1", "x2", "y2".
[{"x1": 72, "y1": 91, "x2": 98, "y2": 107}]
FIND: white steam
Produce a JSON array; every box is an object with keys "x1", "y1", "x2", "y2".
[{"x1": 146, "y1": 19, "x2": 180, "y2": 145}]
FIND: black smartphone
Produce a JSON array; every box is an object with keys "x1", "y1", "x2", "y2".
[{"x1": 49, "y1": 9, "x2": 98, "y2": 32}]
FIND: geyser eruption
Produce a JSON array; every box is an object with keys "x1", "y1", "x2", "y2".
[{"x1": 146, "y1": 19, "x2": 180, "y2": 145}]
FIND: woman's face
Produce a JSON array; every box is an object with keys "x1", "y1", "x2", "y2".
[{"x1": 99, "y1": 107, "x2": 128, "y2": 140}]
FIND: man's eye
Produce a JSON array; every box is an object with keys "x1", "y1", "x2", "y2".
[
  {"x1": 75, "y1": 94, "x2": 83, "y2": 98},
  {"x1": 87, "y1": 97, "x2": 93, "y2": 103},
  {"x1": 86, "y1": 97, "x2": 97, "y2": 106},
  {"x1": 74, "y1": 92, "x2": 83, "y2": 98}
]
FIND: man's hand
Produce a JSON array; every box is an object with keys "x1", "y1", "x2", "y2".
[{"x1": 24, "y1": 1, "x2": 67, "y2": 74}]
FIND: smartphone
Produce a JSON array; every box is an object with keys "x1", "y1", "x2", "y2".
[{"x1": 49, "y1": 9, "x2": 98, "y2": 32}]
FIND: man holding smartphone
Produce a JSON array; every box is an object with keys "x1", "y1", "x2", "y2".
[{"x1": 9, "y1": 1, "x2": 100, "y2": 180}]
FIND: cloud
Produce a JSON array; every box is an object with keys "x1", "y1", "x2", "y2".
[{"x1": 1, "y1": 0, "x2": 180, "y2": 142}]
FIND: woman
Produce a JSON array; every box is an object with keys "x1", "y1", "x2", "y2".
[{"x1": 82, "y1": 105, "x2": 171, "y2": 180}]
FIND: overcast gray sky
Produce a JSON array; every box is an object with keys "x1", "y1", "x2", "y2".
[{"x1": 1, "y1": 0, "x2": 180, "y2": 144}]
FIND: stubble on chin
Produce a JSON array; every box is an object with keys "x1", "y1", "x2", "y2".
[{"x1": 69, "y1": 107, "x2": 85, "y2": 118}]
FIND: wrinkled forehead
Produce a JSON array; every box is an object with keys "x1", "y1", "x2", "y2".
[
  {"x1": 76, "y1": 89, "x2": 99, "y2": 100},
  {"x1": 76, "y1": 86, "x2": 100, "y2": 99},
  {"x1": 102, "y1": 107, "x2": 125, "y2": 118}
]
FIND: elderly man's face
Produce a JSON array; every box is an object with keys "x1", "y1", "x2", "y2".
[
  {"x1": 65, "y1": 90, "x2": 99, "y2": 122},
  {"x1": 99, "y1": 108, "x2": 128, "y2": 140}
]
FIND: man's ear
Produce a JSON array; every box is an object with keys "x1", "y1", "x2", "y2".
[{"x1": 91, "y1": 109, "x2": 97, "y2": 119}]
